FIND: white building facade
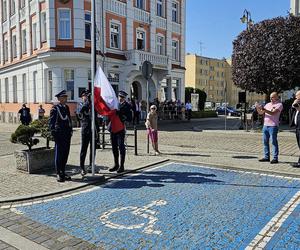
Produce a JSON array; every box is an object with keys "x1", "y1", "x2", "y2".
[{"x1": 0, "y1": 0, "x2": 186, "y2": 123}]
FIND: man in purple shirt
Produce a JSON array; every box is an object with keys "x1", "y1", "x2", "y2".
[{"x1": 256, "y1": 92, "x2": 283, "y2": 164}]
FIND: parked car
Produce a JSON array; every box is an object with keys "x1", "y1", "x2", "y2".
[{"x1": 216, "y1": 106, "x2": 241, "y2": 116}]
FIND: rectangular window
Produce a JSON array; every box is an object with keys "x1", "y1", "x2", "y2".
[
  {"x1": 3, "y1": 1, "x2": 7, "y2": 22},
  {"x1": 136, "y1": 0, "x2": 145, "y2": 9},
  {"x1": 4, "y1": 40, "x2": 8, "y2": 62},
  {"x1": 136, "y1": 30, "x2": 145, "y2": 50},
  {"x1": 46, "y1": 71, "x2": 52, "y2": 102},
  {"x1": 33, "y1": 71, "x2": 37, "y2": 103},
  {"x1": 40, "y1": 12, "x2": 47, "y2": 42},
  {"x1": 157, "y1": 0, "x2": 163, "y2": 17},
  {"x1": 32, "y1": 23, "x2": 37, "y2": 50},
  {"x1": 172, "y1": 40, "x2": 179, "y2": 60},
  {"x1": 110, "y1": 23, "x2": 120, "y2": 49},
  {"x1": 85, "y1": 12, "x2": 91, "y2": 40},
  {"x1": 22, "y1": 29, "x2": 27, "y2": 54},
  {"x1": 22, "y1": 73, "x2": 27, "y2": 103},
  {"x1": 5, "y1": 78, "x2": 9, "y2": 103},
  {"x1": 20, "y1": 0, "x2": 25, "y2": 8},
  {"x1": 10, "y1": 0, "x2": 15, "y2": 16},
  {"x1": 156, "y1": 35, "x2": 164, "y2": 55},
  {"x1": 12, "y1": 35, "x2": 17, "y2": 58},
  {"x1": 64, "y1": 69, "x2": 74, "y2": 100},
  {"x1": 58, "y1": 9, "x2": 71, "y2": 39},
  {"x1": 13, "y1": 76, "x2": 17, "y2": 103},
  {"x1": 172, "y1": 1, "x2": 178, "y2": 22}
]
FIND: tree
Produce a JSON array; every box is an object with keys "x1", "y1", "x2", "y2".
[
  {"x1": 232, "y1": 15, "x2": 300, "y2": 97},
  {"x1": 185, "y1": 87, "x2": 207, "y2": 110},
  {"x1": 10, "y1": 125, "x2": 39, "y2": 151}
]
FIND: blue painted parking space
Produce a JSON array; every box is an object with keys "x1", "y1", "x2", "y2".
[{"x1": 15, "y1": 163, "x2": 300, "y2": 249}]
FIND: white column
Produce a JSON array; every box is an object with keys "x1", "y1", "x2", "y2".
[
  {"x1": 73, "y1": 0, "x2": 84, "y2": 48},
  {"x1": 126, "y1": 0, "x2": 134, "y2": 50},
  {"x1": 0, "y1": 2, "x2": 3, "y2": 65}
]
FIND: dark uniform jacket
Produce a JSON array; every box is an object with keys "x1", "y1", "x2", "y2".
[
  {"x1": 118, "y1": 101, "x2": 132, "y2": 123},
  {"x1": 49, "y1": 104, "x2": 73, "y2": 138},
  {"x1": 79, "y1": 100, "x2": 100, "y2": 134}
]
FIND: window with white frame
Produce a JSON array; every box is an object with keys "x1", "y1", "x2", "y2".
[
  {"x1": 108, "y1": 72, "x2": 119, "y2": 94},
  {"x1": 136, "y1": 0, "x2": 145, "y2": 9},
  {"x1": 13, "y1": 76, "x2": 17, "y2": 103},
  {"x1": 40, "y1": 12, "x2": 47, "y2": 42},
  {"x1": 20, "y1": 0, "x2": 25, "y2": 8},
  {"x1": 3, "y1": 1, "x2": 7, "y2": 22},
  {"x1": 10, "y1": 0, "x2": 15, "y2": 16},
  {"x1": 4, "y1": 40, "x2": 8, "y2": 62},
  {"x1": 5, "y1": 78, "x2": 9, "y2": 103},
  {"x1": 64, "y1": 69, "x2": 74, "y2": 100},
  {"x1": 46, "y1": 71, "x2": 52, "y2": 102},
  {"x1": 58, "y1": 9, "x2": 71, "y2": 39},
  {"x1": 32, "y1": 23, "x2": 37, "y2": 50},
  {"x1": 85, "y1": 12, "x2": 91, "y2": 40},
  {"x1": 33, "y1": 71, "x2": 37, "y2": 103},
  {"x1": 136, "y1": 30, "x2": 145, "y2": 50},
  {"x1": 12, "y1": 34, "x2": 17, "y2": 58},
  {"x1": 157, "y1": 0, "x2": 163, "y2": 17},
  {"x1": 21, "y1": 29, "x2": 27, "y2": 54},
  {"x1": 110, "y1": 23, "x2": 120, "y2": 49},
  {"x1": 22, "y1": 73, "x2": 27, "y2": 103},
  {"x1": 172, "y1": 1, "x2": 178, "y2": 23},
  {"x1": 172, "y1": 40, "x2": 179, "y2": 60},
  {"x1": 156, "y1": 35, "x2": 164, "y2": 55}
]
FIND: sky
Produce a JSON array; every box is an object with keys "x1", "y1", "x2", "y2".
[{"x1": 186, "y1": 0, "x2": 291, "y2": 59}]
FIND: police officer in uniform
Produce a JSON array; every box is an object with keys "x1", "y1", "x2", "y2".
[
  {"x1": 79, "y1": 89, "x2": 99, "y2": 176},
  {"x1": 109, "y1": 90, "x2": 132, "y2": 173},
  {"x1": 49, "y1": 90, "x2": 73, "y2": 182}
]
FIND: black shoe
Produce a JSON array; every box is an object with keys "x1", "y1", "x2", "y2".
[
  {"x1": 80, "y1": 169, "x2": 87, "y2": 176},
  {"x1": 109, "y1": 165, "x2": 119, "y2": 172},
  {"x1": 57, "y1": 175, "x2": 65, "y2": 182},
  {"x1": 64, "y1": 174, "x2": 72, "y2": 181},
  {"x1": 290, "y1": 163, "x2": 300, "y2": 168},
  {"x1": 259, "y1": 158, "x2": 270, "y2": 162},
  {"x1": 87, "y1": 165, "x2": 92, "y2": 173},
  {"x1": 270, "y1": 159, "x2": 278, "y2": 164},
  {"x1": 117, "y1": 166, "x2": 124, "y2": 173}
]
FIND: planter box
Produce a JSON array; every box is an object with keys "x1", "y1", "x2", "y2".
[{"x1": 14, "y1": 147, "x2": 55, "y2": 174}]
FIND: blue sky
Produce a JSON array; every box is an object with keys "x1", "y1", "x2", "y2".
[{"x1": 186, "y1": 0, "x2": 291, "y2": 59}]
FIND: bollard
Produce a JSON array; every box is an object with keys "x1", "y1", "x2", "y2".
[{"x1": 134, "y1": 126, "x2": 137, "y2": 155}]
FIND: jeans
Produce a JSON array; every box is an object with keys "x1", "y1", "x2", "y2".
[{"x1": 262, "y1": 126, "x2": 279, "y2": 160}]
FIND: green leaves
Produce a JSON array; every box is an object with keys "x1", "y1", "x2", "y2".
[{"x1": 10, "y1": 125, "x2": 40, "y2": 151}]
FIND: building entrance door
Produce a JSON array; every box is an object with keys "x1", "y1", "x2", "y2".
[{"x1": 131, "y1": 81, "x2": 141, "y2": 100}]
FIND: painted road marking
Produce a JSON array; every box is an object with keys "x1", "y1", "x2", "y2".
[
  {"x1": 99, "y1": 199, "x2": 167, "y2": 235},
  {"x1": 246, "y1": 190, "x2": 300, "y2": 249}
]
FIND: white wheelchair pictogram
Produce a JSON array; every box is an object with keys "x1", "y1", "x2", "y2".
[{"x1": 99, "y1": 199, "x2": 167, "y2": 235}]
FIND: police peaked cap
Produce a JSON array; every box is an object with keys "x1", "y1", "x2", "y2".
[
  {"x1": 55, "y1": 90, "x2": 68, "y2": 98},
  {"x1": 118, "y1": 90, "x2": 128, "y2": 98},
  {"x1": 80, "y1": 89, "x2": 90, "y2": 97}
]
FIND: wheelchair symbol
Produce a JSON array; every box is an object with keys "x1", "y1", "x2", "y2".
[{"x1": 99, "y1": 200, "x2": 167, "y2": 235}]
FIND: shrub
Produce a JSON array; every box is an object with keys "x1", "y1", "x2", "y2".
[
  {"x1": 10, "y1": 125, "x2": 39, "y2": 151},
  {"x1": 31, "y1": 117, "x2": 53, "y2": 148}
]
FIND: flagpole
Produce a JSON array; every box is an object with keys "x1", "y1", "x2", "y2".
[{"x1": 91, "y1": 0, "x2": 96, "y2": 176}]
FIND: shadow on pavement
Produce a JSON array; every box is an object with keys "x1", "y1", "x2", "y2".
[{"x1": 232, "y1": 156, "x2": 258, "y2": 159}]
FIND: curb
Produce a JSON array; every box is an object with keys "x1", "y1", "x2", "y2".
[{"x1": 0, "y1": 159, "x2": 170, "y2": 204}]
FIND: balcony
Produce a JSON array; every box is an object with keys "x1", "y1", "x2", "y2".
[
  {"x1": 156, "y1": 16, "x2": 167, "y2": 30},
  {"x1": 125, "y1": 50, "x2": 168, "y2": 69},
  {"x1": 172, "y1": 22, "x2": 181, "y2": 34},
  {"x1": 134, "y1": 8, "x2": 150, "y2": 24},
  {"x1": 106, "y1": 0, "x2": 126, "y2": 17}
]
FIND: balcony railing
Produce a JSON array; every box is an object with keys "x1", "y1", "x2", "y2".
[
  {"x1": 106, "y1": 0, "x2": 126, "y2": 17},
  {"x1": 172, "y1": 22, "x2": 181, "y2": 34},
  {"x1": 156, "y1": 16, "x2": 167, "y2": 30},
  {"x1": 125, "y1": 50, "x2": 168, "y2": 69},
  {"x1": 134, "y1": 7, "x2": 150, "y2": 24}
]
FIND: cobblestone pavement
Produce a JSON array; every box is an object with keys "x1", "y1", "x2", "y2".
[{"x1": 4, "y1": 162, "x2": 300, "y2": 249}]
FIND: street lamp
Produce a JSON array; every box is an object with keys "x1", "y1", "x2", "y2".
[{"x1": 240, "y1": 9, "x2": 254, "y2": 129}]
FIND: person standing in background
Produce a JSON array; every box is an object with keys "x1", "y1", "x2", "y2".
[
  {"x1": 18, "y1": 104, "x2": 31, "y2": 125},
  {"x1": 38, "y1": 104, "x2": 45, "y2": 120},
  {"x1": 145, "y1": 105, "x2": 160, "y2": 155}
]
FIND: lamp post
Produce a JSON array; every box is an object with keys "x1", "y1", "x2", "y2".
[{"x1": 240, "y1": 9, "x2": 253, "y2": 129}]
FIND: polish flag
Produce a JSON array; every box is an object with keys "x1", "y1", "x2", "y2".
[{"x1": 94, "y1": 66, "x2": 124, "y2": 133}]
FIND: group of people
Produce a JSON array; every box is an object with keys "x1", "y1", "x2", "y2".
[
  {"x1": 18, "y1": 104, "x2": 45, "y2": 125},
  {"x1": 49, "y1": 89, "x2": 160, "y2": 182},
  {"x1": 255, "y1": 91, "x2": 300, "y2": 168}
]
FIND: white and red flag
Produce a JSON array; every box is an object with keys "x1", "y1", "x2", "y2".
[{"x1": 94, "y1": 66, "x2": 124, "y2": 133}]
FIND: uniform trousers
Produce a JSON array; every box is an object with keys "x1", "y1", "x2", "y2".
[
  {"x1": 111, "y1": 130, "x2": 126, "y2": 166},
  {"x1": 54, "y1": 135, "x2": 71, "y2": 176},
  {"x1": 80, "y1": 131, "x2": 96, "y2": 169}
]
